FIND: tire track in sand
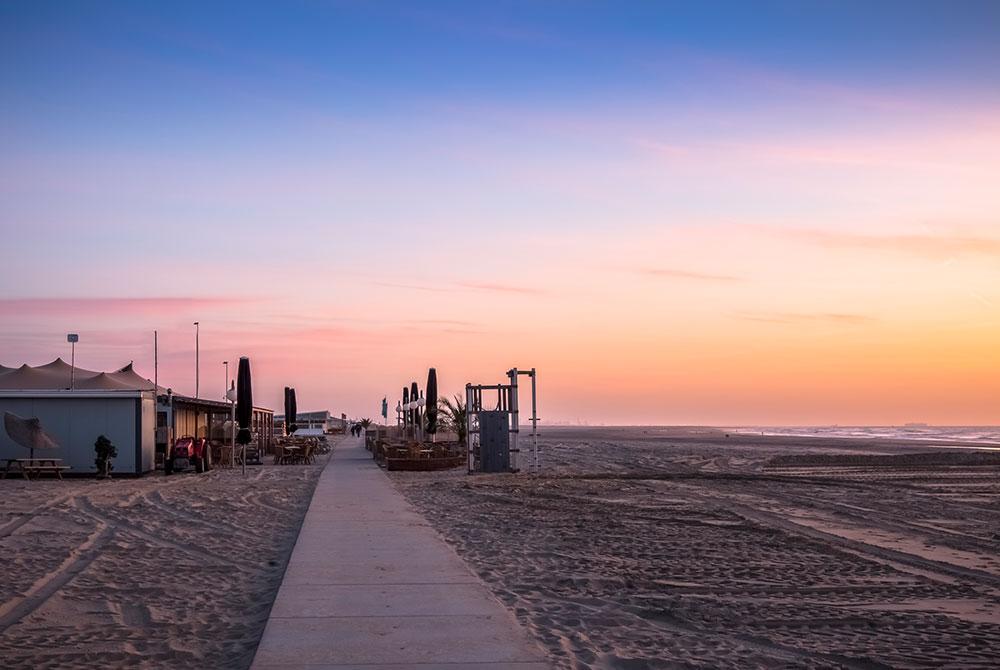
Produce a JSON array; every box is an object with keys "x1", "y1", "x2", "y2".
[
  {"x1": 0, "y1": 524, "x2": 115, "y2": 634},
  {"x1": 73, "y1": 496, "x2": 231, "y2": 567}
]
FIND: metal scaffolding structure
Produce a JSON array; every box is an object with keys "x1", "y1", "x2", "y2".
[{"x1": 465, "y1": 367, "x2": 538, "y2": 473}]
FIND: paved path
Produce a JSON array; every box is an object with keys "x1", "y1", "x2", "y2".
[{"x1": 252, "y1": 437, "x2": 551, "y2": 670}]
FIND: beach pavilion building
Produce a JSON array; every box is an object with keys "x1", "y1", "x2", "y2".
[
  {"x1": 275, "y1": 409, "x2": 345, "y2": 434},
  {"x1": 0, "y1": 359, "x2": 273, "y2": 476}
]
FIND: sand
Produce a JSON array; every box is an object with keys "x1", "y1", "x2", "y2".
[
  {"x1": 391, "y1": 427, "x2": 1000, "y2": 669},
  {"x1": 0, "y1": 456, "x2": 325, "y2": 669}
]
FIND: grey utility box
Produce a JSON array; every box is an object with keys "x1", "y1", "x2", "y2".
[{"x1": 478, "y1": 411, "x2": 510, "y2": 472}]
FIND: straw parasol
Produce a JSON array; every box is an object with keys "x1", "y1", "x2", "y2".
[
  {"x1": 3, "y1": 412, "x2": 60, "y2": 459},
  {"x1": 425, "y1": 368, "x2": 438, "y2": 436}
]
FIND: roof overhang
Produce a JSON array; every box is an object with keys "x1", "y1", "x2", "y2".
[{"x1": 0, "y1": 390, "x2": 149, "y2": 399}]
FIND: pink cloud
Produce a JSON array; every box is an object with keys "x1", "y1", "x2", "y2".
[
  {"x1": 455, "y1": 281, "x2": 544, "y2": 295},
  {"x1": 0, "y1": 297, "x2": 252, "y2": 318},
  {"x1": 375, "y1": 280, "x2": 544, "y2": 295},
  {"x1": 640, "y1": 268, "x2": 741, "y2": 282},
  {"x1": 774, "y1": 228, "x2": 1000, "y2": 259},
  {"x1": 732, "y1": 311, "x2": 875, "y2": 325}
]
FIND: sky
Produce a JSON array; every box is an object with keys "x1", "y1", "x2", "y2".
[{"x1": 2, "y1": 1, "x2": 999, "y2": 425}]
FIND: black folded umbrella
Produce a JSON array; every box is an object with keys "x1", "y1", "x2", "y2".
[
  {"x1": 236, "y1": 357, "x2": 253, "y2": 445},
  {"x1": 283, "y1": 387, "x2": 290, "y2": 434},
  {"x1": 410, "y1": 381, "x2": 419, "y2": 428},
  {"x1": 425, "y1": 368, "x2": 438, "y2": 435},
  {"x1": 402, "y1": 386, "x2": 409, "y2": 425},
  {"x1": 288, "y1": 388, "x2": 298, "y2": 434}
]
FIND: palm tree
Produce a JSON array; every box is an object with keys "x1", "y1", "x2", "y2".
[
  {"x1": 359, "y1": 418, "x2": 373, "y2": 431},
  {"x1": 438, "y1": 395, "x2": 467, "y2": 443}
]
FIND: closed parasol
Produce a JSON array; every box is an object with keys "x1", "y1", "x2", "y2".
[
  {"x1": 425, "y1": 368, "x2": 438, "y2": 436},
  {"x1": 3, "y1": 412, "x2": 60, "y2": 459},
  {"x1": 410, "y1": 381, "x2": 419, "y2": 429},
  {"x1": 236, "y1": 357, "x2": 253, "y2": 445},
  {"x1": 288, "y1": 388, "x2": 298, "y2": 434},
  {"x1": 284, "y1": 387, "x2": 295, "y2": 435}
]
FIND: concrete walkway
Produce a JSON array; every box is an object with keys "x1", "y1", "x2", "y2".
[{"x1": 251, "y1": 437, "x2": 551, "y2": 670}]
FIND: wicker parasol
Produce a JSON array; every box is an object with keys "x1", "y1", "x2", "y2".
[{"x1": 3, "y1": 412, "x2": 60, "y2": 459}]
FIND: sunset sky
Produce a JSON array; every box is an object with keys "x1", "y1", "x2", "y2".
[{"x1": 2, "y1": 2, "x2": 999, "y2": 425}]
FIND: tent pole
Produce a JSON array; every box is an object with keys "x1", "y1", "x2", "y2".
[{"x1": 531, "y1": 368, "x2": 538, "y2": 471}]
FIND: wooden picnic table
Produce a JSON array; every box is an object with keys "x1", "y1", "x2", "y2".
[{"x1": 2, "y1": 458, "x2": 70, "y2": 480}]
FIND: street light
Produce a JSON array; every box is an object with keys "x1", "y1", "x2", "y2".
[
  {"x1": 67, "y1": 333, "x2": 79, "y2": 390},
  {"x1": 193, "y1": 322, "x2": 200, "y2": 398},
  {"x1": 226, "y1": 380, "x2": 237, "y2": 457},
  {"x1": 416, "y1": 397, "x2": 426, "y2": 440}
]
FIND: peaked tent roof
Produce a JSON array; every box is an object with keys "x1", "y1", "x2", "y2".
[
  {"x1": 112, "y1": 363, "x2": 161, "y2": 391},
  {"x1": 75, "y1": 372, "x2": 138, "y2": 391},
  {"x1": 0, "y1": 358, "x2": 161, "y2": 392}
]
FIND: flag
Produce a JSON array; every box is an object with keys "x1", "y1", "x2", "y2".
[{"x1": 381, "y1": 397, "x2": 388, "y2": 419}]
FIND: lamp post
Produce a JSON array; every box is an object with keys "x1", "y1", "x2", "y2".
[
  {"x1": 193, "y1": 322, "x2": 200, "y2": 398},
  {"x1": 226, "y1": 381, "x2": 237, "y2": 464},
  {"x1": 223, "y1": 360, "x2": 229, "y2": 399},
  {"x1": 417, "y1": 396, "x2": 426, "y2": 441},
  {"x1": 67, "y1": 333, "x2": 79, "y2": 390},
  {"x1": 407, "y1": 400, "x2": 419, "y2": 440}
]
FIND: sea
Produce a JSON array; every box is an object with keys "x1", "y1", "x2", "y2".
[{"x1": 729, "y1": 425, "x2": 1000, "y2": 446}]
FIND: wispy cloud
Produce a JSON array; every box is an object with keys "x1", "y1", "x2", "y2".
[
  {"x1": 376, "y1": 280, "x2": 543, "y2": 295},
  {"x1": 640, "y1": 268, "x2": 741, "y2": 282},
  {"x1": 733, "y1": 311, "x2": 875, "y2": 325},
  {"x1": 373, "y1": 281, "x2": 452, "y2": 293},
  {"x1": 397, "y1": 6, "x2": 561, "y2": 46},
  {"x1": 0, "y1": 297, "x2": 251, "y2": 317},
  {"x1": 776, "y1": 228, "x2": 1000, "y2": 259},
  {"x1": 678, "y1": 51, "x2": 917, "y2": 112},
  {"x1": 403, "y1": 318, "x2": 480, "y2": 327},
  {"x1": 455, "y1": 281, "x2": 543, "y2": 295}
]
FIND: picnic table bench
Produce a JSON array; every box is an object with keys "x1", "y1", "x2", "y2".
[{"x1": 2, "y1": 458, "x2": 71, "y2": 480}]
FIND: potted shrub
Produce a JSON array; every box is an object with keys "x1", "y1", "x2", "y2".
[{"x1": 94, "y1": 435, "x2": 117, "y2": 479}]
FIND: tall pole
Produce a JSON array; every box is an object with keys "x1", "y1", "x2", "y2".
[
  {"x1": 193, "y1": 322, "x2": 200, "y2": 398},
  {"x1": 223, "y1": 361, "x2": 229, "y2": 399},
  {"x1": 231, "y1": 387, "x2": 236, "y2": 466},
  {"x1": 508, "y1": 368, "x2": 519, "y2": 472},
  {"x1": 531, "y1": 368, "x2": 538, "y2": 471},
  {"x1": 154, "y1": 331, "x2": 158, "y2": 393},
  {"x1": 67, "y1": 333, "x2": 79, "y2": 390}
]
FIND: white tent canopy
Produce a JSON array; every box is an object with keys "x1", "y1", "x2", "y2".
[{"x1": 0, "y1": 358, "x2": 163, "y2": 392}]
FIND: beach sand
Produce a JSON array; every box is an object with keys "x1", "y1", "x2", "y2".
[
  {"x1": 392, "y1": 427, "x2": 1000, "y2": 669},
  {"x1": 0, "y1": 457, "x2": 325, "y2": 669}
]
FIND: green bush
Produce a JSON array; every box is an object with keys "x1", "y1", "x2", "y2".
[{"x1": 94, "y1": 434, "x2": 118, "y2": 479}]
